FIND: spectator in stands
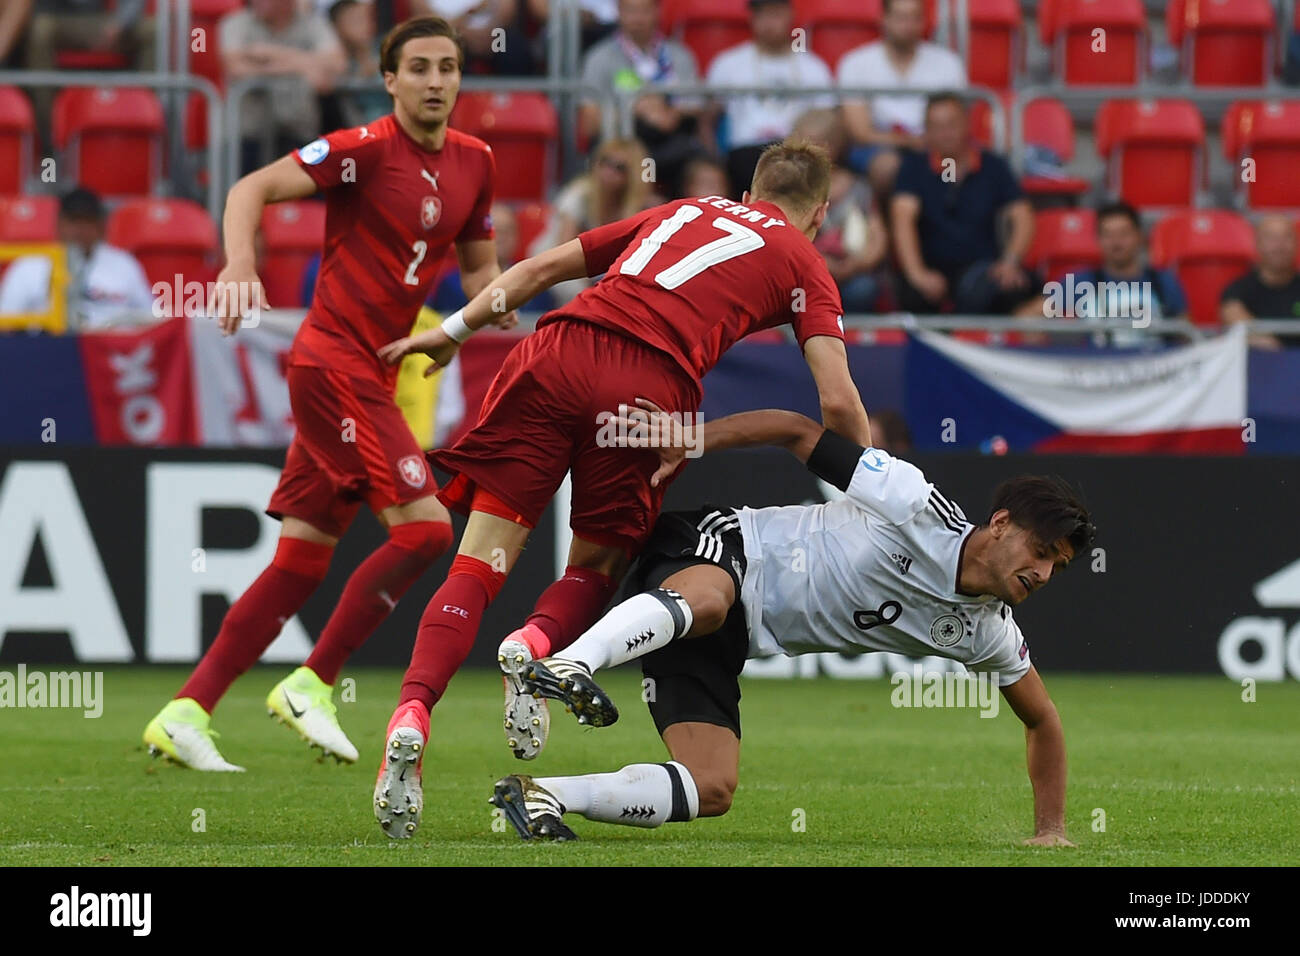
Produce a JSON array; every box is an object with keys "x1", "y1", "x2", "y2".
[
  {"x1": 869, "y1": 409, "x2": 913, "y2": 455},
  {"x1": 678, "y1": 156, "x2": 731, "y2": 200},
  {"x1": 24, "y1": 0, "x2": 157, "y2": 145},
  {"x1": 706, "y1": 0, "x2": 834, "y2": 194},
  {"x1": 890, "y1": 93, "x2": 1037, "y2": 316},
  {"x1": 838, "y1": 0, "x2": 966, "y2": 196},
  {"x1": 324, "y1": 0, "x2": 391, "y2": 129},
  {"x1": 792, "y1": 108, "x2": 886, "y2": 314},
  {"x1": 0, "y1": 187, "x2": 153, "y2": 330},
  {"x1": 1069, "y1": 201, "x2": 1188, "y2": 347},
  {"x1": 528, "y1": 137, "x2": 653, "y2": 303},
  {"x1": 221, "y1": 0, "x2": 346, "y2": 174},
  {"x1": 429, "y1": 202, "x2": 549, "y2": 314},
  {"x1": 417, "y1": 0, "x2": 533, "y2": 75},
  {"x1": 1221, "y1": 214, "x2": 1300, "y2": 350},
  {"x1": 0, "y1": 0, "x2": 32, "y2": 67},
  {"x1": 579, "y1": 0, "x2": 703, "y2": 196}
]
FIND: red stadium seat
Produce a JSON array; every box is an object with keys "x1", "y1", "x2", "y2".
[
  {"x1": 1042, "y1": 0, "x2": 1145, "y2": 86},
  {"x1": 0, "y1": 195, "x2": 58, "y2": 242},
  {"x1": 513, "y1": 202, "x2": 551, "y2": 262},
  {"x1": 450, "y1": 92, "x2": 558, "y2": 202},
  {"x1": 971, "y1": 96, "x2": 1090, "y2": 198},
  {"x1": 1149, "y1": 210, "x2": 1255, "y2": 326},
  {"x1": 1222, "y1": 101, "x2": 1300, "y2": 210},
  {"x1": 662, "y1": 0, "x2": 751, "y2": 74},
  {"x1": 107, "y1": 198, "x2": 218, "y2": 292},
  {"x1": 1026, "y1": 208, "x2": 1101, "y2": 282},
  {"x1": 0, "y1": 87, "x2": 35, "y2": 195},
  {"x1": 796, "y1": 0, "x2": 880, "y2": 72},
  {"x1": 259, "y1": 200, "x2": 327, "y2": 309},
  {"x1": 1095, "y1": 100, "x2": 1205, "y2": 209},
  {"x1": 965, "y1": 0, "x2": 1021, "y2": 90},
  {"x1": 1167, "y1": 0, "x2": 1274, "y2": 87},
  {"x1": 189, "y1": 0, "x2": 243, "y2": 89},
  {"x1": 53, "y1": 87, "x2": 165, "y2": 198}
]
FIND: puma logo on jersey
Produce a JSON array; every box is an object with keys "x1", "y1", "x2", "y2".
[
  {"x1": 359, "y1": 125, "x2": 372, "y2": 139},
  {"x1": 420, "y1": 169, "x2": 440, "y2": 190},
  {"x1": 891, "y1": 552, "x2": 913, "y2": 575}
]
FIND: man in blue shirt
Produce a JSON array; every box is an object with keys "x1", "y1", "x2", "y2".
[{"x1": 890, "y1": 92, "x2": 1039, "y2": 315}]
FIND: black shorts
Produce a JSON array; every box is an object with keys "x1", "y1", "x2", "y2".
[{"x1": 620, "y1": 506, "x2": 751, "y2": 739}]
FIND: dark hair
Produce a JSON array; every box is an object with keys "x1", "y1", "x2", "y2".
[
  {"x1": 59, "y1": 187, "x2": 104, "y2": 221},
  {"x1": 379, "y1": 16, "x2": 464, "y2": 75},
  {"x1": 1096, "y1": 200, "x2": 1142, "y2": 233},
  {"x1": 750, "y1": 138, "x2": 831, "y2": 214},
  {"x1": 990, "y1": 475, "x2": 1095, "y2": 559},
  {"x1": 925, "y1": 91, "x2": 967, "y2": 116}
]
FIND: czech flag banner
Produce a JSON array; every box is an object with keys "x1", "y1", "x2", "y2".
[{"x1": 904, "y1": 325, "x2": 1248, "y2": 454}]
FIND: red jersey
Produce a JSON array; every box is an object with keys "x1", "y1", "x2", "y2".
[
  {"x1": 287, "y1": 115, "x2": 496, "y2": 384},
  {"x1": 541, "y1": 195, "x2": 846, "y2": 385}
]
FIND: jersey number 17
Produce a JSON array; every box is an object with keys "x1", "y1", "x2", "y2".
[{"x1": 619, "y1": 205, "x2": 766, "y2": 290}]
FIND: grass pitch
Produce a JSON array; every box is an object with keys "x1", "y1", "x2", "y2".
[{"x1": 1, "y1": 668, "x2": 1296, "y2": 866}]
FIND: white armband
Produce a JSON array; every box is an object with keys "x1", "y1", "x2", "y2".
[{"x1": 441, "y1": 308, "x2": 474, "y2": 344}]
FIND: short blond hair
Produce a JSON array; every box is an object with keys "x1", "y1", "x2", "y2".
[{"x1": 749, "y1": 138, "x2": 832, "y2": 216}]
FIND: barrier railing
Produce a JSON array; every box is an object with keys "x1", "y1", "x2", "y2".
[
  {"x1": 221, "y1": 75, "x2": 621, "y2": 196},
  {"x1": 0, "y1": 70, "x2": 224, "y2": 222}
]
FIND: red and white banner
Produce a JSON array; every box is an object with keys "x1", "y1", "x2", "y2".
[
  {"x1": 78, "y1": 316, "x2": 198, "y2": 445},
  {"x1": 189, "y1": 316, "x2": 297, "y2": 446}
]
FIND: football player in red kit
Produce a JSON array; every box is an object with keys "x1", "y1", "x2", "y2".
[
  {"x1": 372, "y1": 139, "x2": 871, "y2": 837},
  {"x1": 142, "y1": 17, "x2": 513, "y2": 771}
]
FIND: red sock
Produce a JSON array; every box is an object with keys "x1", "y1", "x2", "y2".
[
  {"x1": 400, "y1": 555, "x2": 506, "y2": 710},
  {"x1": 304, "y1": 521, "x2": 452, "y2": 685},
  {"x1": 177, "y1": 537, "x2": 333, "y2": 713},
  {"x1": 525, "y1": 565, "x2": 620, "y2": 656}
]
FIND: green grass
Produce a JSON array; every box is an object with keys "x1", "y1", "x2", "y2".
[{"x1": 1, "y1": 668, "x2": 1296, "y2": 866}]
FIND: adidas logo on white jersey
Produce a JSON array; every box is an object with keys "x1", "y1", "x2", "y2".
[{"x1": 891, "y1": 552, "x2": 913, "y2": 575}]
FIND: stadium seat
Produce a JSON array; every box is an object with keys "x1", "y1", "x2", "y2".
[
  {"x1": 0, "y1": 195, "x2": 58, "y2": 242},
  {"x1": 965, "y1": 0, "x2": 1021, "y2": 90},
  {"x1": 188, "y1": 0, "x2": 242, "y2": 89},
  {"x1": 1167, "y1": 0, "x2": 1274, "y2": 87},
  {"x1": 0, "y1": 87, "x2": 35, "y2": 195},
  {"x1": 662, "y1": 0, "x2": 751, "y2": 74},
  {"x1": 513, "y1": 202, "x2": 551, "y2": 262},
  {"x1": 259, "y1": 201, "x2": 327, "y2": 309},
  {"x1": 971, "y1": 96, "x2": 1090, "y2": 198},
  {"x1": 1095, "y1": 100, "x2": 1205, "y2": 209},
  {"x1": 106, "y1": 198, "x2": 218, "y2": 293},
  {"x1": 52, "y1": 87, "x2": 165, "y2": 198},
  {"x1": 796, "y1": 0, "x2": 881, "y2": 72},
  {"x1": 450, "y1": 92, "x2": 558, "y2": 202},
  {"x1": 1026, "y1": 208, "x2": 1101, "y2": 282},
  {"x1": 1222, "y1": 101, "x2": 1300, "y2": 210},
  {"x1": 1042, "y1": 0, "x2": 1145, "y2": 85},
  {"x1": 1149, "y1": 210, "x2": 1255, "y2": 326}
]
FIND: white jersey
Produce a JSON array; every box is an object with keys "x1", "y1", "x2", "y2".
[{"x1": 736, "y1": 446, "x2": 1031, "y2": 686}]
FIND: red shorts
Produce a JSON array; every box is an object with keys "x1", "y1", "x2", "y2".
[
  {"x1": 267, "y1": 365, "x2": 435, "y2": 537},
  {"x1": 432, "y1": 319, "x2": 701, "y2": 552}
]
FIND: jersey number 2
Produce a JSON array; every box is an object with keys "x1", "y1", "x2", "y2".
[
  {"x1": 404, "y1": 240, "x2": 428, "y2": 286},
  {"x1": 619, "y1": 205, "x2": 765, "y2": 290}
]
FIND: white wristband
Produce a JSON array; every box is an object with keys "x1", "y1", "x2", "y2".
[{"x1": 441, "y1": 308, "x2": 474, "y2": 344}]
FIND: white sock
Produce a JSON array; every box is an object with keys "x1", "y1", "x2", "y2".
[
  {"x1": 555, "y1": 589, "x2": 693, "y2": 673},
  {"x1": 536, "y1": 761, "x2": 699, "y2": 828}
]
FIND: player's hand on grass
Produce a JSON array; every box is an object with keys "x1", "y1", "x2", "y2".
[
  {"x1": 612, "y1": 397, "x2": 687, "y2": 488},
  {"x1": 1023, "y1": 832, "x2": 1075, "y2": 847},
  {"x1": 377, "y1": 326, "x2": 460, "y2": 374},
  {"x1": 212, "y1": 260, "x2": 269, "y2": 336}
]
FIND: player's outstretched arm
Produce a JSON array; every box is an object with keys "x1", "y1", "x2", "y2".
[
  {"x1": 802, "y1": 335, "x2": 872, "y2": 447},
  {"x1": 1000, "y1": 667, "x2": 1074, "y2": 847},
  {"x1": 378, "y1": 238, "x2": 589, "y2": 370},
  {"x1": 215, "y1": 155, "x2": 318, "y2": 335}
]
